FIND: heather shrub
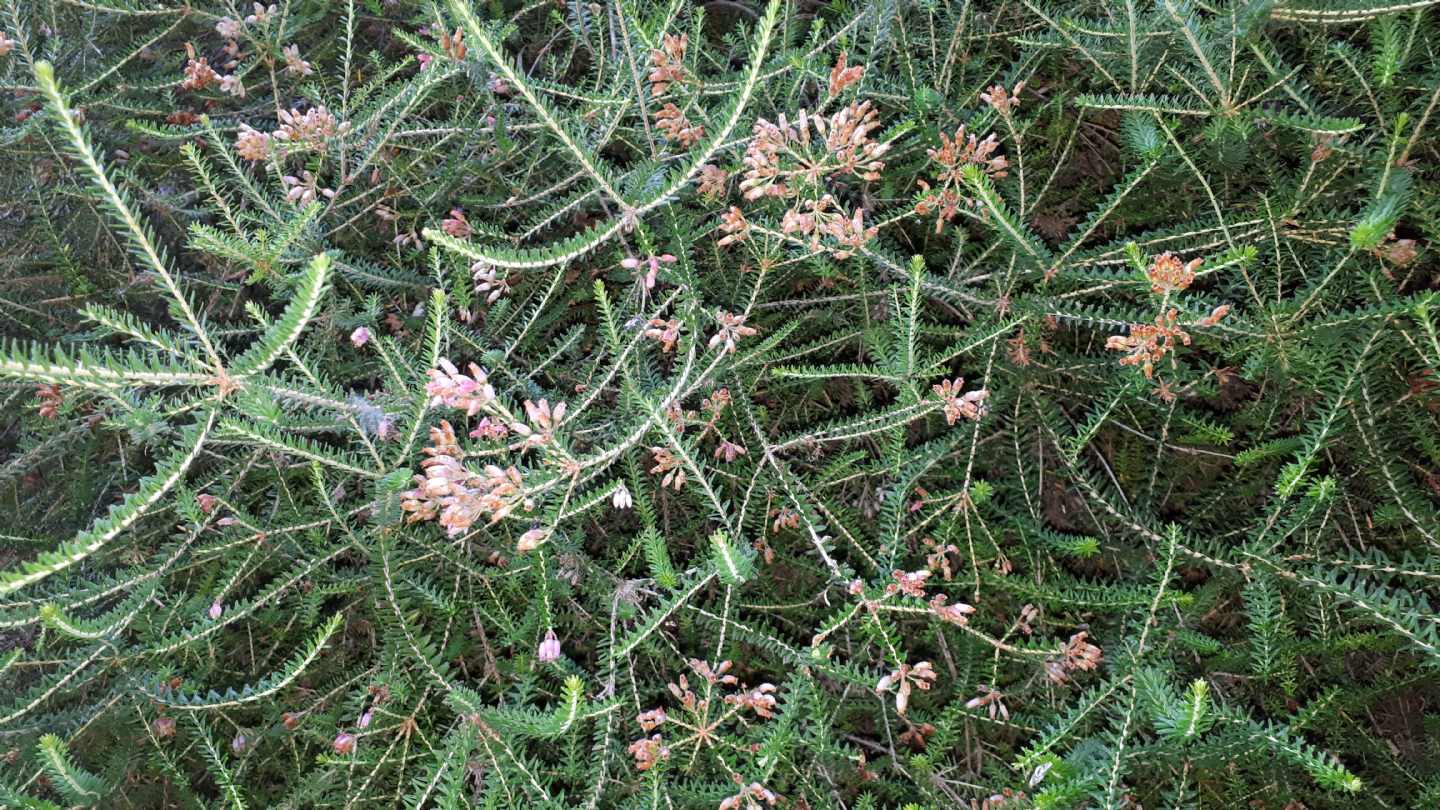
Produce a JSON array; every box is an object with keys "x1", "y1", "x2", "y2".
[{"x1": 1, "y1": 0, "x2": 1439, "y2": 807}]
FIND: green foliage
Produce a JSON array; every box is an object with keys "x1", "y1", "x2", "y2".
[{"x1": 0, "y1": 0, "x2": 1437, "y2": 807}]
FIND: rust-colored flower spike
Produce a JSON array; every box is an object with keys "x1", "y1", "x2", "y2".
[
  {"x1": 649, "y1": 447, "x2": 686, "y2": 490},
  {"x1": 899, "y1": 722, "x2": 937, "y2": 751},
  {"x1": 932, "y1": 378, "x2": 989, "y2": 424},
  {"x1": 725, "y1": 682, "x2": 778, "y2": 718},
  {"x1": 929, "y1": 127, "x2": 1009, "y2": 184},
  {"x1": 1196, "y1": 304, "x2": 1230, "y2": 327},
  {"x1": 648, "y1": 33, "x2": 687, "y2": 96},
  {"x1": 425, "y1": 358, "x2": 495, "y2": 415},
  {"x1": 400, "y1": 436, "x2": 532, "y2": 536},
  {"x1": 181, "y1": 44, "x2": 218, "y2": 91},
  {"x1": 887, "y1": 569, "x2": 930, "y2": 599},
  {"x1": 1105, "y1": 309, "x2": 1191, "y2": 379},
  {"x1": 637, "y1": 707, "x2": 666, "y2": 731},
  {"x1": 915, "y1": 126, "x2": 1009, "y2": 233},
  {"x1": 771, "y1": 507, "x2": 799, "y2": 534},
  {"x1": 717, "y1": 206, "x2": 749, "y2": 247},
  {"x1": 929, "y1": 594, "x2": 976, "y2": 626},
  {"x1": 35, "y1": 383, "x2": 62, "y2": 419},
  {"x1": 739, "y1": 101, "x2": 891, "y2": 203},
  {"x1": 282, "y1": 44, "x2": 313, "y2": 77},
  {"x1": 980, "y1": 81, "x2": 1025, "y2": 116},
  {"x1": 439, "y1": 27, "x2": 466, "y2": 61},
  {"x1": 654, "y1": 103, "x2": 704, "y2": 147},
  {"x1": 643, "y1": 318, "x2": 682, "y2": 353},
  {"x1": 627, "y1": 734, "x2": 670, "y2": 770},
  {"x1": 273, "y1": 105, "x2": 349, "y2": 148},
  {"x1": 698, "y1": 164, "x2": 728, "y2": 199},
  {"x1": 234, "y1": 124, "x2": 270, "y2": 161},
  {"x1": 828, "y1": 51, "x2": 864, "y2": 97},
  {"x1": 1062, "y1": 631, "x2": 1103, "y2": 673},
  {"x1": 1146, "y1": 252, "x2": 1200, "y2": 295}
]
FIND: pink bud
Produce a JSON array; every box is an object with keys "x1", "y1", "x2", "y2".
[
  {"x1": 153, "y1": 716, "x2": 176, "y2": 738},
  {"x1": 350, "y1": 326, "x2": 371, "y2": 348},
  {"x1": 537, "y1": 629, "x2": 562, "y2": 663},
  {"x1": 209, "y1": 601, "x2": 223, "y2": 620},
  {"x1": 333, "y1": 732, "x2": 357, "y2": 755},
  {"x1": 357, "y1": 710, "x2": 373, "y2": 729},
  {"x1": 196, "y1": 493, "x2": 218, "y2": 514}
]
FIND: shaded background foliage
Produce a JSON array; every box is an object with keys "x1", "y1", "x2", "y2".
[{"x1": 1, "y1": 0, "x2": 1439, "y2": 807}]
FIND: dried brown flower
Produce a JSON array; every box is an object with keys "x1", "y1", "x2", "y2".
[
  {"x1": 709, "y1": 311, "x2": 757, "y2": 353},
  {"x1": 964, "y1": 685, "x2": 1009, "y2": 721},
  {"x1": 876, "y1": 661, "x2": 937, "y2": 715},
  {"x1": 932, "y1": 378, "x2": 989, "y2": 424},
  {"x1": 273, "y1": 104, "x2": 348, "y2": 149},
  {"x1": 234, "y1": 124, "x2": 271, "y2": 161},
  {"x1": 929, "y1": 594, "x2": 976, "y2": 626},
  {"x1": 35, "y1": 383, "x2": 62, "y2": 419},
  {"x1": 828, "y1": 51, "x2": 864, "y2": 97},
  {"x1": 644, "y1": 318, "x2": 682, "y2": 353},
  {"x1": 282, "y1": 44, "x2": 312, "y2": 77},
  {"x1": 1146, "y1": 252, "x2": 1200, "y2": 295},
  {"x1": 698, "y1": 164, "x2": 728, "y2": 199},
  {"x1": 916, "y1": 127, "x2": 1008, "y2": 233},
  {"x1": 1105, "y1": 309, "x2": 1191, "y2": 379},
  {"x1": 649, "y1": 447, "x2": 686, "y2": 490},
  {"x1": 655, "y1": 103, "x2": 704, "y2": 147},
  {"x1": 181, "y1": 45, "x2": 218, "y2": 91},
  {"x1": 426, "y1": 359, "x2": 495, "y2": 415},
  {"x1": 980, "y1": 81, "x2": 1025, "y2": 116},
  {"x1": 648, "y1": 33, "x2": 688, "y2": 96},
  {"x1": 628, "y1": 734, "x2": 670, "y2": 770},
  {"x1": 717, "y1": 206, "x2": 750, "y2": 247}
]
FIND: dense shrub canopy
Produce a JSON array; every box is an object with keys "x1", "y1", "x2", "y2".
[{"x1": 1, "y1": 0, "x2": 1439, "y2": 807}]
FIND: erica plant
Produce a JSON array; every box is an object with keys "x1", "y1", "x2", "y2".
[{"x1": 0, "y1": 0, "x2": 1438, "y2": 808}]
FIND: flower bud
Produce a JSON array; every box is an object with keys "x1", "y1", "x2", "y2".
[
  {"x1": 537, "y1": 628, "x2": 562, "y2": 663},
  {"x1": 333, "y1": 732, "x2": 357, "y2": 755}
]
